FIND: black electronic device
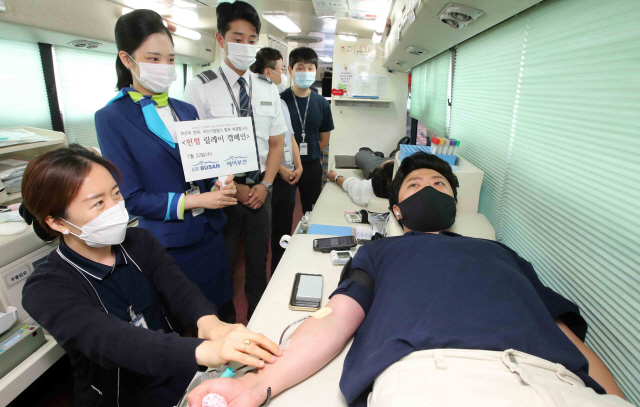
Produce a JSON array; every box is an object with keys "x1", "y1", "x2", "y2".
[{"x1": 312, "y1": 235, "x2": 357, "y2": 253}]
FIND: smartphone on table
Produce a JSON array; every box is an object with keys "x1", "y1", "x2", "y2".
[{"x1": 289, "y1": 273, "x2": 323, "y2": 311}]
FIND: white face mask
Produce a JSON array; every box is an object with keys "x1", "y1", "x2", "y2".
[
  {"x1": 276, "y1": 73, "x2": 288, "y2": 93},
  {"x1": 127, "y1": 53, "x2": 177, "y2": 93},
  {"x1": 223, "y1": 40, "x2": 258, "y2": 71},
  {"x1": 62, "y1": 201, "x2": 129, "y2": 248}
]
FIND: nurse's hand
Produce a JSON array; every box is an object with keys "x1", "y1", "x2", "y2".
[
  {"x1": 195, "y1": 325, "x2": 282, "y2": 369},
  {"x1": 197, "y1": 315, "x2": 236, "y2": 341}
]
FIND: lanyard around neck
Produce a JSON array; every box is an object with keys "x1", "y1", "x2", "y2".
[
  {"x1": 218, "y1": 67, "x2": 262, "y2": 174},
  {"x1": 292, "y1": 87, "x2": 311, "y2": 142},
  {"x1": 219, "y1": 67, "x2": 253, "y2": 117}
]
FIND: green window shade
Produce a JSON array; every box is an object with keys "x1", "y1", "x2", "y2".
[
  {"x1": 0, "y1": 38, "x2": 52, "y2": 130},
  {"x1": 449, "y1": 13, "x2": 528, "y2": 229},
  {"x1": 450, "y1": 0, "x2": 640, "y2": 402},
  {"x1": 54, "y1": 47, "x2": 118, "y2": 147},
  {"x1": 409, "y1": 63, "x2": 426, "y2": 121},
  {"x1": 410, "y1": 52, "x2": 450, "y2": 136},
  {"x1": 499, "y1": 0, "x2": 640, "y2": 402},
  {"x1": 169, "y1": 64, "x2": 186, "y2": 100}
]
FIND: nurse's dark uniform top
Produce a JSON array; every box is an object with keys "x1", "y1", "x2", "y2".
[
  {"x1": 22, "y1": 228, "x2": 215, "y2": 407},
  {"x1": 331, "y1": 231, "x2": 603, "y2": 407}
]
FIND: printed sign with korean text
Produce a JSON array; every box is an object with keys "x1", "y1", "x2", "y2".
[{"x1": 175, "y1": 118, "x2": 258, "y2": 182}]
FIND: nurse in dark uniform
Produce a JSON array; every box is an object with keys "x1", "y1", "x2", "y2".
[
  {"x1": 94, "y1": 9, "x2": 237, "y2": 322},
  {"x1": 20, "y1": 146, "x2": 281, "y2": 407}
]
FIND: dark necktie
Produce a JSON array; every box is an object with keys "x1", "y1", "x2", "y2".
[
  {"x1": 238, "y1": 77, "x2": 250, "y2": 117},
  {"x1": 238, "y1": 77, "x2": 261, "y2": 181}
]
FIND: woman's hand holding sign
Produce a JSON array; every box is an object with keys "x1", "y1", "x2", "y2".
[{"x1": 185, "y1": 175, "x2": 238, "y2": 210}]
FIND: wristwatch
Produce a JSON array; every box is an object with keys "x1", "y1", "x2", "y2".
[{"x1": 260, "y1": 180, "x2": 273, "y2": 193}]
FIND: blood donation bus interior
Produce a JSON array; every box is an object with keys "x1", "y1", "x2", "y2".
[{"x1": 0, "y1": 0, "x2": 638, "y2": 406}]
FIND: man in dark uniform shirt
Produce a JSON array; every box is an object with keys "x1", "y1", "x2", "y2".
[
  {"x1": 188, "y1": 152, "x2": 629, "y2": 407},
  {"x1": 280, "y1": 47, "x2": 334, "y2": 213}
]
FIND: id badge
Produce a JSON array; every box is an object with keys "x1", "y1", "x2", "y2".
[
  {"x1": 186, "y1": 185, "x2": 204, "y2": 217},
  {"x1": 129, "y1": 306, "x2": 148, "y2": 329},
  {"x1": 131, "y1": 313, "x2": 148, "y2": 329},
  {"x1": 284, "y1": 145, "x2": 293, "y2": 163},
  {"x1": 300, "y1": 143, "x2": 308, "y2": 156}
]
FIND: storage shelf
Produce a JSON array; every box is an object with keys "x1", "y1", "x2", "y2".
[
  {"x1": 0, "y1": 335, "x2": 65, "y2": 406},
  {"x1": 0, "y1": 192, "x2": 21, "y2": 205},
  {"x1": 0, "y1": 127, "x2": 66, "y2": 156},
  {"x1": 331, "y1": 97, "x2": 393, "y2": 108}
]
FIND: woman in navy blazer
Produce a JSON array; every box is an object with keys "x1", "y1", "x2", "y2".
[{"x1": 96, "y1": 9, "x2": 238, "y2": 322}]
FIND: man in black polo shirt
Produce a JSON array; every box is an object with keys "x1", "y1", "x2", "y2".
[
  {"x1": 280, "y1": 47, "x2": 334, "y2": 213},
  {"x1": 188, "y1": 152, "x2": 629, "y2": 407}
]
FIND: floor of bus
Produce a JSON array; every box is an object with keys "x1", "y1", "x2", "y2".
[{"x1": 8, "y1": 190, "x2": 306, "y2": 406}]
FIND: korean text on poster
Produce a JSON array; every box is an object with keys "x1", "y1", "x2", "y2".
[{"x1": 175, "y1": 117, "x2": 258, "y2": 182}]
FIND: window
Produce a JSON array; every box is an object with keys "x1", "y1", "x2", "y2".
[
  {"x1": 449, "y1": 12, "x2": 528, "y2": 230},
  {"x1": 449, "y1": 0, "x2": 640, "y2": 402},
  {"x1": 169, "y1": 64, "x2": 186, "y2": 100},
  {"x1": 0, "y1": 38, "x2": 52, "y2": 130},
  {"x1": 54, "y1": 46, "x2": 118, "y2": 147},
  {"x1": 54, "y1": 46, "x2": 187, "y2": 147},
  {"x1": 409, "y1": 51, "x2": 450, "y2": 137}
]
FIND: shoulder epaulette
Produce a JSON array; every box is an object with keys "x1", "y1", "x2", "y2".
[
  {"x1": 197, "y1": 70, "x2": 218, "y2": 84},
  {"x1": 256, "y1": 74, "x2": 272, "y2": 84}
]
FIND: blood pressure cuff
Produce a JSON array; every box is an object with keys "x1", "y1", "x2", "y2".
[{"x1": 329, "y1": 258, "x2": 374, "y2": 314}]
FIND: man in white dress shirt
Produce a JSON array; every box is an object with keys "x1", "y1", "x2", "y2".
[{"x1": 184, "y1": 1, "x2": 286, "y2": 320}]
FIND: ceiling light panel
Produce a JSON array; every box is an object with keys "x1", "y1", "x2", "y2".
[{"x1": 262, "y1": 12, "x2": 302, "y2": 34}]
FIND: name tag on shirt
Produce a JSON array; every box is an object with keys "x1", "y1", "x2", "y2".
[
  {"x1": 129, "y1": 306, "x2": 148, "y2": 329},
  {"x1": 260, "y1": 101, "x2": 273, "y2": 106},
  {"x1": 284, "y1": 145, "x2": 293, "y2": 164},
  {"x1": 300, "y1": 143, "x2": 308, "y2": 156},
  {"x1": 186, "y1": 185, "x2": 204, "y2": 217},
  {"x1": 131, "y1": 313, "x2": 148, "y2": 329}
]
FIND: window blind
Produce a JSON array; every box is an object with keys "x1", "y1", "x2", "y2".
[
  {"x1": 55, "y1": 46, "x2": 186, "y2": 146},
  {"x1": 410, "y1": 51, "x2": 450, "y2": 136},
  {"x1": 169, "y1": 64, "x2": 186, "y2": 101},
  {"x1": 54, "y1": 47, "x2": 118, "y2": 147},
  {"x1": 449, "y1": 0, "x2": 640, "y2": 402},
  {"x1": 499, "y1": 0, "x2": 640, "y2": 402},
  {"x1": 268, "y1": 36, "x2": 289, "y2": 71},
  {"x1": 449, "y1": 12, "x2": 529, "y2": 230},
  {"x1": 0, "y1": 38, "x2": 52, "y2": 130},
  {"x1": 409, "y1": 62, "x2": 425, "y2": 122}
]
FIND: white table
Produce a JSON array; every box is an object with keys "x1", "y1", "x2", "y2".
[
  {"x1": 180, "y1": 234, "x2": 352, "y2": 407},
  {"x1": 248, "y1": 234, "x2": 353, "y2": 406}
]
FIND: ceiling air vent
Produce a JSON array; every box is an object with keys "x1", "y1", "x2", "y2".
[
  {"x1": 406, "y1": 45, "x2": 427, "y2": 55},
  {"x1": 68, "y1": 40, "x2": 102, "y2": 49},
  {"x1": 437, "y1": 3, "x2": 483, "y2": 29},
  {"x1": 284, "y1": 35, "x2": 324, "y2": 44}
]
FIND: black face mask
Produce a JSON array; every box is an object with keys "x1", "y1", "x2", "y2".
[{"x1": 396, "y1": 186, "x2": 456, "y2": 232}]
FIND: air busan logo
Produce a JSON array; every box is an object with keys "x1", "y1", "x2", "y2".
[{"x1": 192, "y1": 161, "x2": 220, "y2": 172}]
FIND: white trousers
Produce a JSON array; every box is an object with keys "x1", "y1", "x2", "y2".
[{"x1": 367, "y1": 349, "x2": 632, "y2": 407}]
